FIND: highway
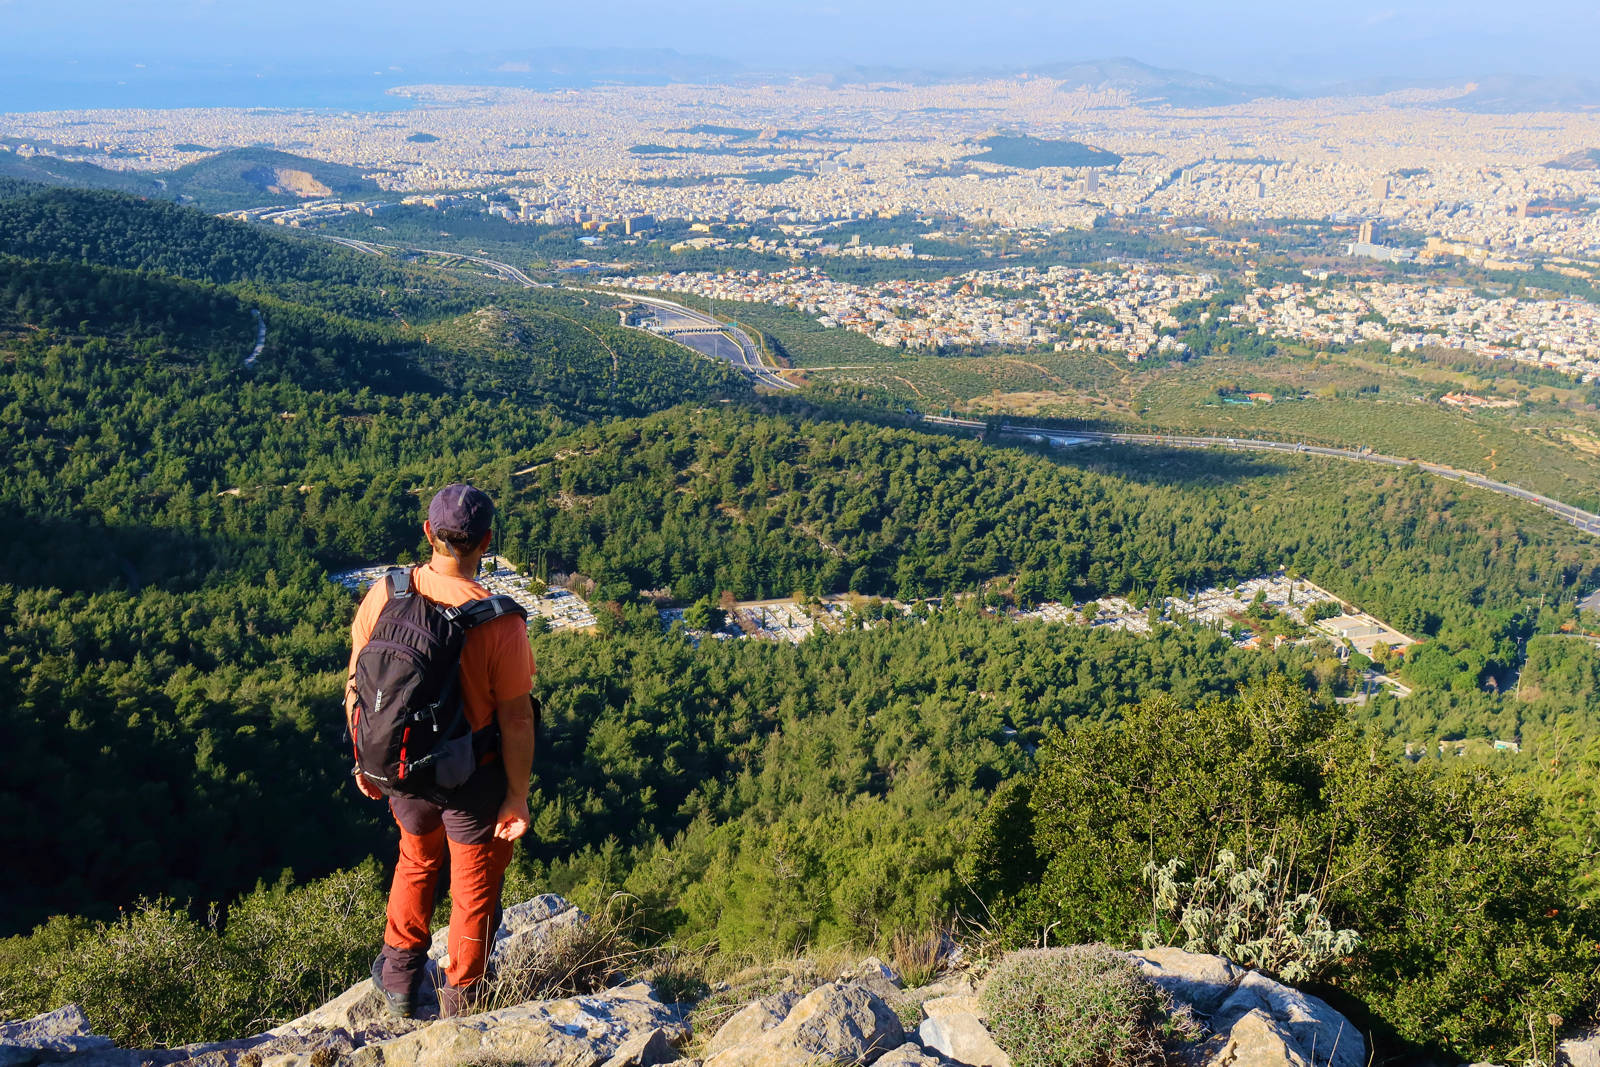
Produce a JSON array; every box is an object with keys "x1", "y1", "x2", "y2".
[
  {"x1": 319, "y1": 235, "x2": 391, "y2": 257},
  {"x1": 316, "y1": 234, "x2": 548, "y2": 288},
  {"x1": 309, "y1": 235, "x2": 786, "y2": 388},
  {"x1": 988, "y1": 422, "x2": 1600, "y2": 539},
  {"x1": 601, "y1": 291, "x2": 798, "y2": 390}
]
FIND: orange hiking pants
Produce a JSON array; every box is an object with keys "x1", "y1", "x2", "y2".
[{"x1": 381, "y1": 765, "x2": 512, "y2": 992}]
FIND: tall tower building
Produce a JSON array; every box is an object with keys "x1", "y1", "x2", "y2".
[{"x1": 1374, "y1": 177, "x2": 1390, "y2": 201}]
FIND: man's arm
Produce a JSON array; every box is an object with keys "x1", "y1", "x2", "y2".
[{"x1": 494, "y1": 692, "x2": 537, "y2": 841}]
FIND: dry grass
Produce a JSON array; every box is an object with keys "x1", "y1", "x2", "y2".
[
  {"x1": 477, "y1": 896, "x2": 650, "y2": 1012},
  {"x1": 889, "y1": 928, "x2": 948, "y2": 989}
]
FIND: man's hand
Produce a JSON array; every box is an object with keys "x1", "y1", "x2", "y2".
[
  {"x1": 354, "y1": 770, "x2": 384, "y2": 800},
  {"x1": 495, "y1": 795, "x2": 530, "y2": 841}
]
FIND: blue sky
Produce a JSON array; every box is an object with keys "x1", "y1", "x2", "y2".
[{"x1": 1, "y1": 0, "x2": 1595, "y2": 88}]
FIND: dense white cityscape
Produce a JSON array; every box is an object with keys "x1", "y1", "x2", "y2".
[
  {"x1": 5, "y1": 74, "x2": 1600, "y2": 381},
  {"x1": 4, "y1": 78, "x2": 1600, "y2": 251}
]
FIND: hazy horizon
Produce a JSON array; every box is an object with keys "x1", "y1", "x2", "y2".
[{"x1": 2, "y1": 0, "x2": 1599, "y2": 112}]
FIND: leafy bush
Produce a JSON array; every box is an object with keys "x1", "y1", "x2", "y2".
[
  {"x1": 979, "y1": 946, "x2": 1193, "y2": 1067},
  {"x1": 963, "y1": 677, "x2": 1600, "y2": 1060},
  {"x1": 0, "y1": 863, "x2": 386, "y2": 1047},
  {"x1": 1140, "y1": 851, "x2": 1359, "y2": 982}
]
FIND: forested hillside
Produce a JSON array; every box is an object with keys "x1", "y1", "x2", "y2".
[
  {"x1": 0, "y1": 183, "x2": 744, "y2": 930},
  {"x1": 5, "y1": 182, "x2": 1600, "y2": 1062}
]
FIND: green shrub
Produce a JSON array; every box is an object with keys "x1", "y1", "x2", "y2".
[
  {"x1": 979, "y1": 946, "x2": 1193, "y2": 1067},
  {"x1": 963, "y1": 676, "x2": 1600, "y2": 1060},
  {"x1": 47, "y1": 900, "x2": 245, "y2": 1048},
  {"x1": 0, "y1": 863, "x2": 386, "y2": 1047}
]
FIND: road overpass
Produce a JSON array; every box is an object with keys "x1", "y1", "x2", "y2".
[{"x1": 603, "y1": 291, "x2": 797, "y2": 390}]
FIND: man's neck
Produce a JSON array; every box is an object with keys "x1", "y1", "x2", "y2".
[{"x1": 427, "y1": 552, "x2": 481, "y2": 581}]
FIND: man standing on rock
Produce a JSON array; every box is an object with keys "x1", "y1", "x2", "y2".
[{"x1": 345, "y1": 483, "x2": 538, "y2": 1018}]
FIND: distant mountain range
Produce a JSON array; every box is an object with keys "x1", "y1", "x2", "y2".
[
  {"x1": 2, "y1": 47, "x2": 1598, "y2": 117},
  {"x1": 1020, "y1": 58, "x2": 1290, "y2": 108},
  {"x1": 0, "y1": 146, "x2": 381, "y2": 209},
  {"x1": 801, "y1": 56, "x2": 1600, "y2": 113}
]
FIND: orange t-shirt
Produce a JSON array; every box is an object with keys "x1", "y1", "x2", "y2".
[{"x1": 348, "y1": 564, "x2": 535, "y2": 732}]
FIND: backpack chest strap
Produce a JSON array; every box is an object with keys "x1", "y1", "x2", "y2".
[{"x1": 442, "y1": 594, "x2": 528, "y2": 630}]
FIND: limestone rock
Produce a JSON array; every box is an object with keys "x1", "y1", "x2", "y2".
[
  {"x1": 601, "y1": 1026, "x2": 682, "y2": 1067},
  {"x1": 704, "y1": 983, "x2": 904, "y2": 1067},
  {"x1": 1210, "y1": 972, "x2": 1361, "y2": 1067},
  {"x1": 275, "y1": 892, "x2": 587, "y2": 1038},
  {"x1": 1130, "y1": 948, "x2": 1245, "y2": 1017},
  {"x1": 427, "y1": 892, "x2": 588, "y2": 988},
  {"x1": 269, "y1": 971, "x2": 428, "y2": 1045},
  {"x1": 351, "y1": 981, "x2": 683, "y2": 1067},
  {"x1": 0, "y1": 1004, "x2": 115, "y2": 1065},
  {"x1": 1562, "y1": 1029, "x2": 1600, "y2": 1067},
  {"x1": 851, "y1": 958, "x2": 903, "y2": 989},
  {"x1": 706, "y1": 993, "x2": 801, "y2": 1056},
  {"x1": 875, "y1": 1041, "x2": 949, "y2": 1067},
  {"x1": 1201, "y1": 1008, "x2": 1310, "y2": 1067},
  {"x1": 915, "y1": 996, "x2": 1009, "y2": 1067}
]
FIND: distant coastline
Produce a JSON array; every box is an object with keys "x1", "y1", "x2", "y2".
[{"x1": 0, "y1": 74, "x2": 419, "y2": 114}]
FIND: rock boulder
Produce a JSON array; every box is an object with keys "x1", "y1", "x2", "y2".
[
  {"x1": 915, "y1": 995, "x2": 1009, "y2": 1067},
  {"x1": 706, "y1": 993, "x2": 801, "y2": 1057},
  {"x1": 0, "y1": 1005, "x2": 116, "y2": 1065},
  {"x1": 703, "y1": 983, "x2": 904, "y2": 1067}
]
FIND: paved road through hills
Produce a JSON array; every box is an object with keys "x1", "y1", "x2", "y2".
[
  {"x1": 607, "y1": 292, "x2": 796, "y2": 390},
  {"x1": 310, "y1": 235, "x2": 788, "y2": 387},
  {"x1": 995, "y1": 423, "x2": 1600, "y2": 539}
]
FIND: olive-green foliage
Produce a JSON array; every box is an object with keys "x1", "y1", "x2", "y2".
[
  {"x1": 979, "y1": 947, "x2": 1183, "y2": 1067},
  {"x1": 0, "y1": 187, "x2": 736, "y2": 932},
  {"x1": 521, "y1": 615, "x2": 1325, "y2": 956},
  {"x1": 963, "y1": 677, "x2": 1599, "y2": 1058},
  {"x1": 1140, "y1": 851, "x2": 1359, "y2": 982},
  {"x1": 0, "y1": 863, "x2": 386, "y2": 1047}
]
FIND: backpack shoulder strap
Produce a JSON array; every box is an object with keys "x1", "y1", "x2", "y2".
[
  {"x1": 387, "y1": 566, "x2": 414, "y2": 599},
  {"x1": 444, "y1": 594, "x2": 528, "y2": 630}
]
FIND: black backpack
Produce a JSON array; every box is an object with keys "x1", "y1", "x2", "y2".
[{"x1": 351, "y1": 567, "x2": 528, "y2": 802}]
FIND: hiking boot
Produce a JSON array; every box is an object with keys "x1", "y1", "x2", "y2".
[
  {"x1": 370, "y1": 954, "x2": 417, "y2": 1019},
  {"x1": 437, "y1": 981, "x2": 485, "y2": 1019}
]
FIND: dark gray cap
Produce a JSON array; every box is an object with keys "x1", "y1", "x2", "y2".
[{"x1": 428, "y1": 483, "x2": 494, "y2": 542}]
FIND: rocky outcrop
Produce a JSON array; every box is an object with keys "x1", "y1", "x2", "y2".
[
  {"x1": 3, "y1": 937, "x2": 1370, "y2": 1067},
  {"x1": 916, "y1": 995, "x2": 1009, "y2": 1067},
  {"x1": 347, "y1": 982, "x2": 682, "y2": 1067},
  {"x1": 1559, "y1": 1028, "x2": 1600, "y2": 1067},
  {"x1": 239, "y1": 166, "x2": 333, "y2": 198},
  {"x1": 703, "y1": 983, "x2": 905, "y2": 1067},
  {"x1": 0, "y1": 1005, "x2": 116, "y2": 1065},
  {"x1": 1129, "y1": 950, "x2": 1362, "y2": 1067},
  {"x1": 1, "y1": 896, "x2": 682, "y2": 1067},
  {"x1": 704, "y1": 993, "x2": 801, "y2": 1057}
]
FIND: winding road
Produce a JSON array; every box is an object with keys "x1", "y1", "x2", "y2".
[
  {"x1": 310, "y1": 235, "x2": 787, "y2": 387},
  {"x1": 604, "y1": 291, "x2": 797, "y2": 390},
  {"x1": 992, "y1": 422, "x2": 1600, "y2": 539}
]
